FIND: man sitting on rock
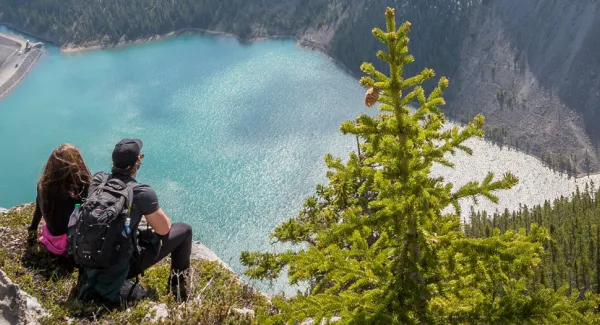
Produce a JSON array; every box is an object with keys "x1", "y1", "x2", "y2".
[{"x1": 75, "y1": 138, "x2": 193, "y2": 303}]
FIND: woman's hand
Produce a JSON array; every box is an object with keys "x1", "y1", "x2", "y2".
[{"x1": 27, "y1": 228, "x2": 38, "y2": 245}]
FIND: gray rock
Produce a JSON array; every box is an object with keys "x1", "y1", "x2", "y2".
[
  {"x1": 20, "y1": 292, "x2": 47, "y2": 320},
  {"x1": 0, "y1": 270, "x2": 41, "y2": 325},
  {"x1": 24, "y1": 295, "x2": 41, "y2": 311},
  {"x1": 0, "y1": 270, "x2": 23, "y2": 325},
  {"x1": 232, "y1": 307, "x2": 255, "y2": 318},
  {"x1": 191, "y1": 241, "x2": 228, "y2": 266},
  {"x1": 138, "y1": 216, "x2": 232, "y2": 271},
  {"x1": 144, "y1": 303, "x2": 168, "y2": 322},
  {"x1": 300, "y1": 316, "x2": 341, "y2": 325}
]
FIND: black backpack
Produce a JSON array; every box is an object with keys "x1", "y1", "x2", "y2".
[{"x1": 68, "y1": 173, "x2": 137, "y2": 269}]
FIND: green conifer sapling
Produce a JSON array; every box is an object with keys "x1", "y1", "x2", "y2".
[{"x1": 242, "y1": 8, "x2": 599, "y2": 325}]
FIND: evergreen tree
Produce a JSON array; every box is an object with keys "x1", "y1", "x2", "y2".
[
  {"x1": 241, "y1": 9, "x2": 598, "y2": 324},
  {"x1": 467, "y1": 184, "x2": 600, "y2": 307}
]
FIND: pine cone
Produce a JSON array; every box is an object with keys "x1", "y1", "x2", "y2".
[{"x1": 365, "y1": 87, "x2": 379, "y2": 107}]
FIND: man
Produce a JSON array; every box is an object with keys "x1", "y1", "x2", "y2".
[{"x1": 77, "y1": 138, "x2": 193, "y2": 303}]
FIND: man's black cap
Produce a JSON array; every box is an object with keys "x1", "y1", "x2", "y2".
[{"x1": 112, "y1": 138, "x2": 143, "y2": 168}]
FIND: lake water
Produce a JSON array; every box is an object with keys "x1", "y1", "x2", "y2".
[{"x1": 2, "y1": 30, "x2": 599, "y2": 294}]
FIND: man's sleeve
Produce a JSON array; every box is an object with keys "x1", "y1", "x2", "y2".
[{"x1": 137, "y1": 185, "x2": 160, "y2": 216}]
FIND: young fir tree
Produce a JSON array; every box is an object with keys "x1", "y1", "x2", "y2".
[{"x1": 241, "y1": 8, "x2": 599, "y2": 324}]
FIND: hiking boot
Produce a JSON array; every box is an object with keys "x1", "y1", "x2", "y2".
[{"x1": 168, "y1": 269, "x2": 190, "y2": 302}]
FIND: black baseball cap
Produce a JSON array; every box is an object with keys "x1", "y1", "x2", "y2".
[{"x1": 112, "y1": 138, "x2": 143, "y2": 168}]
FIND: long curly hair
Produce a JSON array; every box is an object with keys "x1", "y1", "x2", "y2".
[{"x1": 37, "y1": 144, "x2": 92, "y2": 216}]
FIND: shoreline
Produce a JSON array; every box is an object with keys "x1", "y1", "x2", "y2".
[
  {"x1": 480, "y1": 135, "x2": 600, "y2": 179},
  {"x1": 0, "y1": 27, "x2": 597, "y2": 185},
  {"x1": 0, "y1": 32, "x2": 44, "y2": 100},
  {"x1": 60, "y1": 28, "x2": 274, "y2": 54},
  {"x1": 1, "y1": 25, "x2": 597, "y2": 175},
  {"x1": 59, "y1": 28, "x2": 358, "y2": 78},
  {"x1": 0, "y1": 23, "x2": 57, "y2": 45},
  {"x1": 54, "y1": 29, "x2": 593, "y2": 176}
]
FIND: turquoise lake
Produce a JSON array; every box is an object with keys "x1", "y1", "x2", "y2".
[{"x1": 0, "y1": 32, "x2": 365, "y2": 291}]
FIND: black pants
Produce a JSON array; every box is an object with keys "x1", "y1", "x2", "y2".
[{"x1": 127, "y1": 222, "x2": 193, "y2": 278}]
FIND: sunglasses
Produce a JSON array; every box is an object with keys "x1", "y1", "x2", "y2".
[{"x1": 139, "y1": 153, "x2": 145, "y2": 159}]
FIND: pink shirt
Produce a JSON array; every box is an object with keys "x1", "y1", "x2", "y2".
[{"x1": 39, "y1": 222, "x2": 68, "y2": 256}]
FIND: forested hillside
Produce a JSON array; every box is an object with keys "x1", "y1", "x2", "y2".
[
  {"x1": 2, "y1": 0, "x2": 600, "y2": 174},
  {"x1": 467, "y1": 184, "x2": 600, "y2": 297},
  {"x1": 446, "y1": 0, "x2": 600, "y2": 174},
  {"x1": 0, "y1": 0, "x2": 347, "y2": 44},
  {"x1": 0, "y1": 0, "x2": 477, "y2": 79},
  {"x1": 330, "y1": 0, "x2": 479, "y2": 80}
]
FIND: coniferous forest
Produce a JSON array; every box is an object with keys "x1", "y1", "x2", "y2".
[
  {"x1": 0, "y1": 0, "x2": 478, "y2": 79},
  {"x1": 467, "y1": 183, "x2": 600, "y2": 298}
]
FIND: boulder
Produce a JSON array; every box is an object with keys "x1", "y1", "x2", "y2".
[
  {"x1": 144, "y1": 303, "x2": 168, "y2": 322},
  {"x1": 0, "y1": 270, "x2": 40, "y2": 325}
]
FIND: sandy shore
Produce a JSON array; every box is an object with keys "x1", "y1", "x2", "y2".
[{"x1": 61, "y1": 28, "x2": 293, "y2": 54}]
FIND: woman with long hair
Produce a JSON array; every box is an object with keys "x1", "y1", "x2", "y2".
[{"x1": 28, "y1": 144, "x2": 92, "y2": 256}]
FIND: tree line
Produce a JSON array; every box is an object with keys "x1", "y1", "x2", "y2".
[
  {"x1": 466, "y1": 183, "x2": 600, "y2": 298},
  {"x1": 0, "y1": 0, "x2": 342, "y2": 44},
  {"x1": 0, "y1": 0, "x2": 480, "y2": 79},
  {"x1": 485, "y1": 125, "x2": 586, "y2": 177}
]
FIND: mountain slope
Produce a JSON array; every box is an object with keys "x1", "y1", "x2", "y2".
[
  {"x1": 1, "y1": 0, "x2": 599, "y2": 173},
  {"x1": 446, "y1": 0, "x2": 600, "y2": 173}
]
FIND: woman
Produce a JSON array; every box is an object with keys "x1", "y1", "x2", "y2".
[{"x1": 28, "y1": 144, "x2": 92, "y2": 256}]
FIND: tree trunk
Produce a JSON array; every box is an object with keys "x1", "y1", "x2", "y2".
[
  {"x1": 596, "y1": 226, "x2": 600, "y2": 294},
  {"x1": 551, "y1": 240, "x2": 557, "y2": 291}
]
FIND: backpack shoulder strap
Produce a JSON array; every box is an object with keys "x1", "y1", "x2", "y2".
[
  {"x1": 124, "y1": 182, "x2": 135, "y2": 214},
  {"x1": 108, "y1": 177, "x2": 135, "y2": 212},
  {"x1": 88, "y1": 172, "x2": 110, "y2": 195}
]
